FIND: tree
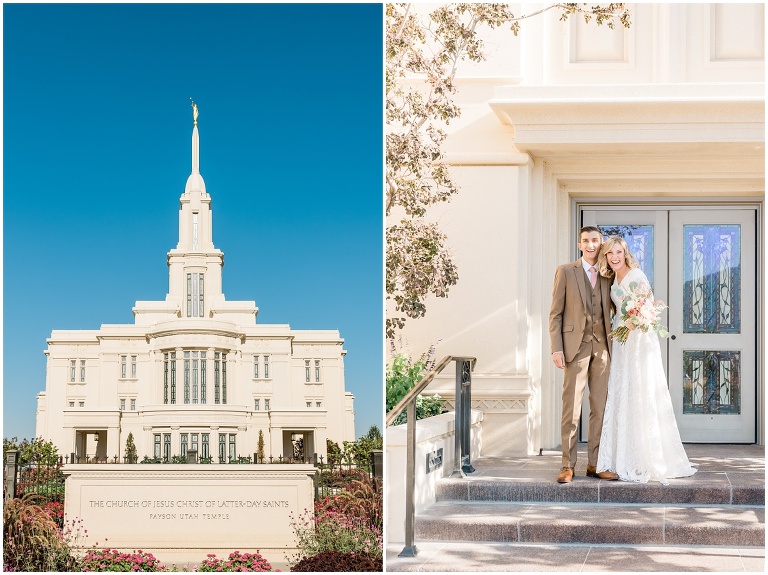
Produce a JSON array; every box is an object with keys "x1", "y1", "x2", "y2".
[
  {"x1": 340, "y1": 428, "x2": 383, "y2": 468},
  {"x1": 3, "y1": 437, "x2": 59, "y2": 466},
  {"x1": 326, "y1": 439, "x2": 342, "y2": 465},
  {"x1": 364, "y1": 425, "x2": 382, "y2": 443},
  {"x1": 257, "y1": 430, "x2": 265, "y2": 462},
  {"x1": 124, "y1": 432, "x2": 137, "y2": 463},
  {"x1": 386, "y1": 3, "x2": 631, "y2": 337}
]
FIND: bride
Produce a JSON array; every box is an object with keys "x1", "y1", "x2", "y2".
[{"x1": 596, "y1": 236, "x2": 697, "y2": 484}]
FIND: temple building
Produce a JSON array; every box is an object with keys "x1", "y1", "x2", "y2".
[{"x1": 36, "y1": 107, "x2": 355, "y2": 462}]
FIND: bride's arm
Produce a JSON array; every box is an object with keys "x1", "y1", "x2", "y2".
[{"x1": 632, "y1": 268, "x2": 657, "y2": 300}]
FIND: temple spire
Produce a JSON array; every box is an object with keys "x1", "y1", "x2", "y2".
[
  {"x1": 190, "y1": 99, "x2": 200, "y2": 175},
  {"x1": 185, "y1": 99, "x2": 206, "y2": 193}
]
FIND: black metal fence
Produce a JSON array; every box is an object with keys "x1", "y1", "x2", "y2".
[
  {"x1": 3, "y1": 451, "x2": 65, "y2": 503},
  {"x1": 4, "y1": 449, "x2": 383, "y2": 503},
  {"x1": 63, "y1": 452, "x2": 324, "y2": 465}
]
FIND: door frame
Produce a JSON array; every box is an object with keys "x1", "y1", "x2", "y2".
[{"x1": 573, "y1": 198, "x2": 763, "y2": 445}]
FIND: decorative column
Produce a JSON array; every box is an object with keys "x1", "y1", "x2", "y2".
[
  {"x1": 207, "y1": 347, "x2": 215, "y2": 405},
  {"x1": 106, "y1": 426, "x2": 120, "y2": 460},
  {"x1": 171, "y1": 426, "x2": 180, "y2": 459},
  {"x1": 176, "y1": 347, "x2": 184, "y2": 405},
  {"x1": 142, "y1": 426, "x2": 152, "y2": 459},
  {"x1": 153, "y1": 349, "x2": 162, "y2": 405}
]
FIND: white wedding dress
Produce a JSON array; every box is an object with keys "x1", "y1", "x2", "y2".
[{"x1": 596, "y1": 268, "x2": 697, "y2": 484}]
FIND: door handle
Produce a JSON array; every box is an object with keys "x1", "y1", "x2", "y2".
[{"x1": 670, "y1": 334, "x2": 677, "y2": 340}]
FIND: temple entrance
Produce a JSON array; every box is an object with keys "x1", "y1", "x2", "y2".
[
  {"x1": 74, "y1": 430, "x2": 108, "y2": 460},
  {"x1": 580, "y1": 205, "x2": 758, "y2": 443},
  {"x1": 282, "y1": 430, "x2": 315, "y2": 463}
]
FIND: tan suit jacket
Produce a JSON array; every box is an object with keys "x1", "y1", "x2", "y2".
[
  {"x1": 549, "y1": 259, "x2": 613, "y2": 362},
  {"x1": 550, "y1": 259, "x2": 614, "y2": 468}
]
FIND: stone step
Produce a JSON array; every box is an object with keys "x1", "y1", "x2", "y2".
[
  {"x1": 386, "y1": 541, "x2": 766, "y2": 572},
  {"x1": 415, "y1": 501, "x2": 765, "y2": 547},
  {"x1": 436, "y1": 471, "x2": 765, "y2": 506}
]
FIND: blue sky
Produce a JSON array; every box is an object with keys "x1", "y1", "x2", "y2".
[{"x1": 3, "y1": 3, "x2": 383, "y2": 441}]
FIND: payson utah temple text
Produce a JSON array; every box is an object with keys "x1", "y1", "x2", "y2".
[{"x1": 35, "y1": 106, "x2": 355, "y2": 462}]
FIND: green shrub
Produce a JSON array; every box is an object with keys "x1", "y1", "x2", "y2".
[
  {"x1": 124, "y1": 433, "x2": 138, "y2": 464},
  {"x1": 326, "y1": 439, "x2": 342, "y2": 465},
  {"x1": 140, "y1": 455, "x2": 162, "y2": 464},
  {"x1": 16, "y1": 462, "x2": 66, "y2": 501},
  {"x1": 386, "y1": 352, "x2": 428, "y2": 413},
  {"x1": 340, "y1": 438, "x2": 379, "y2": 469},
  {"x1": 387, "y1": 345, "x2": 444, "y2": 424},
  {"x1": 3, "y1": 436, "x2": 59, "y2": 466},
  {"x1": 257, "y1": 430, "x2": 266, "y2": 462},
  {"x1": 290, "y1": 550, "x2": 381, "y2": 572},
  {"x1": 390, "y1": 393, "x2": 445, "y2": 426}
]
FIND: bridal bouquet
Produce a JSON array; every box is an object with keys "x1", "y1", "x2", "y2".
[{"x1": 609, "y1": 281, "x2": 670, "y2": 344}]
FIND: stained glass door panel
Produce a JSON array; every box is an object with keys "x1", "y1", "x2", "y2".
[
  {"x1": 670, "y1": 211, "x2": 756, "y2": 442},
  {"x1": 597, "y1": 224, "x2": 655, "y2": 289},
  {"x1": 683, "y1": 225, "x2": 741, "y2": 334},
  {"x1": 683, "y1": 350, "x2": 740, "y2": 415}
]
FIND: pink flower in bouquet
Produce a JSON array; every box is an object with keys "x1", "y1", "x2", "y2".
[{"x1": 609, "y1": 281, "x2": 670, "y2": 344}]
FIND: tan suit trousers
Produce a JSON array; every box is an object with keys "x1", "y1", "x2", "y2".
[{"x1": 561, "y1": 338, "x2": 610, "y2": 469}]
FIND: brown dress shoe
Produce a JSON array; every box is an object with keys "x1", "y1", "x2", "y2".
[
  {"x1": 586, "y1": 465, "x2": 619, "y2": 480},
  {"x1": 556, "y1": 467, "x2": 574, "y2": 483}
]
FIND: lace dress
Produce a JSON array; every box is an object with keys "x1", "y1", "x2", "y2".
[{"x1": 596, "y1": 268, "x2": 697, "y2": 484}]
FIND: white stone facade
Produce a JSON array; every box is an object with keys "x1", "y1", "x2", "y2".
[
  {"x1": 390, "y1": 3, "x2": 764, "y2": 455},
  {"x1": 36, "y1": 117, "x2": 355, "y2": 462}
]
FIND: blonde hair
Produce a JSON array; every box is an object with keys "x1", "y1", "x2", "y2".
[{"x1": 598, "y1": 236, "x2": 640, "y2": 278}]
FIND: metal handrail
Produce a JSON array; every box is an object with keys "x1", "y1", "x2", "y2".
[
  {"x1": 386, "y1": 355, "x2": 476, "y2": 425},
  {"x1": 387, "y1": 355, "x2": 477, "y2": 558}
]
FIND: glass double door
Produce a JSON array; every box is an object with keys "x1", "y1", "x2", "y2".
[{"x1": 580, "y1": 207, "x2": 757, "y2": 443}]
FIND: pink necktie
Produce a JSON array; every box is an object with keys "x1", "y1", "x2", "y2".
[{"x1": 589, "y1": 266, "x2": 597, "y2": 288}]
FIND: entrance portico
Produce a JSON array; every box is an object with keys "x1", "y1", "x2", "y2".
[{"x1": 64, "y1": 410, "x2": 120, "y2": 460}]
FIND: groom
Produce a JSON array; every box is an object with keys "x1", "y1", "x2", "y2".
[{"x1": 549, "y1": 226, "x2": 619, "y2": 483}]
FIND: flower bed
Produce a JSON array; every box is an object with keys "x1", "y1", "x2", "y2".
[
  {"x1": 80, "y1": 548, "x2": 164, "y2": 572},
  {"x1": 290, "y1": 550, "x2": 382, "y2": 572},
  {"x1": 289, "y1": 470, "x2": 383, "y2": 572},
  {"x1": 196, "y1": 551, "x2": 273, "y2": 572}
]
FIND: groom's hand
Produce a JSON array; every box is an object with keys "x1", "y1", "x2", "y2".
[{"x1": 552, "y1": 351, "x2": 565, "y2": 369}]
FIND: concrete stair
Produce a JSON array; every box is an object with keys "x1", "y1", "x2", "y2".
[{"x1": 414, "y1": 445, "x2": 765, "y2": 548}]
